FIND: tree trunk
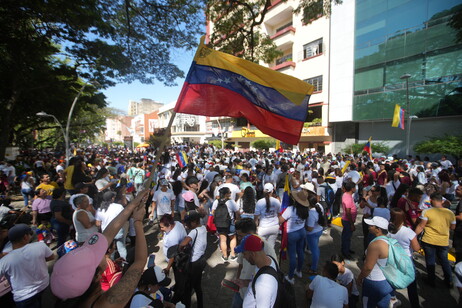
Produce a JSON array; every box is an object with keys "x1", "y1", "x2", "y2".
[{"x1": 0, "y1": 97, "x2": 16, "y2": 160}]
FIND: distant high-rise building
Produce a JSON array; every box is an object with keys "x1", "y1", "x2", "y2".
[{"x1": 128, "y1": 99, "x2": 163, "y2": 116}]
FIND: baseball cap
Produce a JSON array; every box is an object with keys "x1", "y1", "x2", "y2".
[
  {"x1": 364, "y1": 216, "x2": 389, "y2": 230},
  {"x1": 182, "y1": 191, "x2": 195, "y2": 202},
  {"x1": 8, "y1": 224, "x2": 32, "y2": 242},
  {"x1": 139, "y1": 266, "x2": 172, "y2": 287},
  {"x1": 103, "y1": 191, "x2": 116, "y2": 201},
  {"x1": 160, "y1": 179, "x2": 169, "y2": 186},
  {"x1": 184, "y1": 210, "x2": 201, "y2": 223},
  {"x1": 234, "y1": 234, "x2": 264, "y2": 254},
  {"x1": 263, "y1": 183, "x2": 274, "y2": 193},
  {"x1": 51, "y1": 233, "x2": 109, "y2": 300}
]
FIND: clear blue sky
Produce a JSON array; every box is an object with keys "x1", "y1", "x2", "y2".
[{"x1": 102, "y1": 48, "x2": 197, "y2": 113}]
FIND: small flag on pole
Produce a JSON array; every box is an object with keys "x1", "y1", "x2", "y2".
[
  {"x1": 392, "y1": 104, "x2": 405, "y2": 130},
  {"x1": 176, "y1": 151, "x2": 188, "y2": 168},
  {"x1": 363, "y1": 136, "x2": 372, "y2": 160},
  {"x1": 279, "y1": 174, "x2": 291, "y2": 261}
]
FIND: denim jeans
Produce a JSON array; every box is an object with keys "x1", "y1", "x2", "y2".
[
  {"x1": 231, "y1": 292, "x2": 243, "y2": 308},
  {"x1": 362, "y1": 278, "x2": 393, "y2": 308},
  {"x1": 51, "y1": 218, "x2": 70, "y2": 247},
  {"x1": 306, "y1": 230, "x2": 322, "y2": 271},
  {"x1": 422, "y1": 241, "x2": 452, "y2": 283},
  {"x1": 287, "y1": 227, "x2": 306, "y2": 278},
  {"x1": 15, "y1": 290, "x2": 43, "y2": 308},
  {"x1": 341, "y1": 219, "x2": 354, "y2": 256},
  {"x1": 21, "y1": 188, "x2": 32, "y2": 206}
]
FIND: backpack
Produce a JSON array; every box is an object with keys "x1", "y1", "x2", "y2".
[
  {"x1": 252, "y1": 255, "x2": 296, "y2": 308},
  {"x1": 319, "y1": 183, "x2": 335, "y2": 221},
  {"x1": 214, "y1": 199, "x2": 231, "y2": 228},
  {"x1": 371, "y1": 236, "x2": 415, "y2": 289},
  {"x1": 174, "y1": 229, "x2": 198, "y2": 274}
]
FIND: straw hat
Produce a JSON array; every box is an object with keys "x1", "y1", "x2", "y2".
[{"x1": 291, "y1": 190, "x2": 310, "y2": 207}]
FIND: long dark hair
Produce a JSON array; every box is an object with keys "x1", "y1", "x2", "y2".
[
  {"x1": 95, "y1": 168, "x2": 109, "y2": 181},
  {"x1": 242, "y1": 186, "x2": 256, "y2": 214},
  {"x1": 264, "y1": 190, "x2": 272, "y2": 212},
  {"x1": 308, "y1": 195, "x2": 325, "y2": 227},
  {"x1": 388, "y1": 208, "x2": 406, "y2": 234},
  {"x1": 390, "y1": 184, "x2": 409, "y2": 208},
  {"x1": 291, "y1": 198, "x2": 309, "y2": 220},
  {"x1": 218, "y1": 187, "x2": 230, "y2": 201}
]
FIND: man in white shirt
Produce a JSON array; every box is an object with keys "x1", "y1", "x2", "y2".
[
  {"x1": 151, "y1": 179, "x2": 175, "y2": 219},
  {"x1": 0, "y1": 224, "x2": 54, "y2": 307},
  {"x1": 214, "y1": 175, "x2": 241, "y2": 201},
  {"x1": 307, "y1": 261, "x2": 348, "y2": 308},
  {"x1": 440, "y1": 155, "x2": 453, "y2": 170},
  {"x1": 234, "y1": 234, "x2": 278, "y2": 308}
]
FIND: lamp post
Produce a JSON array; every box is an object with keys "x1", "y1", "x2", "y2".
[
  {"x1": 400, "y1": 73, "x2": 412, "y2": 157},
  {"x1": 36, "y1": 111, "x2": 68, "y2": 162}
]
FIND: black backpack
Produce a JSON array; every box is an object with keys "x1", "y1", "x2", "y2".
[
  {"x1": 251, "y1": 255, "x2": 296, "y2": 308},
  {"x1": 174, "y1": 229, "x2": 198, "y2": 274},
  {"x1": 214, "y1": 199, "x2": 231, "y2": 228}
]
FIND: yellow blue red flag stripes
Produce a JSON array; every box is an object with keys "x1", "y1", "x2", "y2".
[
  {"x1": 176, "y1": 151, "x2": 188, "y2": 168},
  {"x1": 363, "y1": 137, "x2": 372, "y2": 160},
  {"x1": 174, "y1": 37, "x2": 314, "y2": 145},
  {"x1": 392, "y1": 104, "x2": 405, "y2": 130},
  {"x1": 279, "y1": 174, "x2": 291, "y2": 261}
]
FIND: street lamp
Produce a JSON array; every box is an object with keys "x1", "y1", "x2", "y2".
[
  {"x1": 36, "y1": 111, "x2": 68, "y2": 162},
  {"x1": 400, "y1": 73, "x2": 412, "y2": 157}
]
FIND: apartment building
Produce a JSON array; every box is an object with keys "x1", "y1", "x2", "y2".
[{"x1": 128, "y1": 98, "x2": 164, "y2": 116}]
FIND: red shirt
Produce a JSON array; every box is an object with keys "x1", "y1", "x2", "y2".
[{"x1": 100, "y1": 257, "x2": 122, "y2": 291}]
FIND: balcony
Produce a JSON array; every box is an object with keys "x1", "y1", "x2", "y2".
[{"x1": 301, "y1": 125, "x2": 326, "y2": 136}]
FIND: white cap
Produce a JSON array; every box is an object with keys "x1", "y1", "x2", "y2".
[
  {"x1": 364, "y1": 216, "x2": 389, "y2": 230},
  {"x1": 263, "y1": 183, "x2": 274, "y2": 192},
  {"x1": 300, "y1": 182, "x2": 316, "y2": 194}
]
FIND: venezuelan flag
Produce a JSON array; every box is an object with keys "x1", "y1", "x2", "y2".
[
  {"x1": 363, "y1": 137, "x2": 372, "y2": 160},
  {"x1": 176, "y1": 151, "x2": 188, "y2": 168},
  {"x1": 392, "y1": 104, "x2": 405, "y2": 130},
  {"x1": 175, "y1": 37, "x2": 314, "y2": 145}
]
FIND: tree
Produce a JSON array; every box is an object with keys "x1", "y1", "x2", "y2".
[
  {"x1": 414, "y1": 135, "x2": 462, "y2": 159},
  {"x1": 252, "y1": 139, "x2": 275, "y2": 150},
  {"x1": 207, "y1": 0, "x2": 342, "y2": 62},
  {"x1": 207, "y1": 139, "x2": 223, "y2": 149},
  {"x1": 0, "y1": 0, "x2": 205, "y2": 159},
  {"x1": 342, "y1": 142, "x2": 390, "y2": 155}
]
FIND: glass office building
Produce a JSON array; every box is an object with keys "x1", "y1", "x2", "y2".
[{"x1": 353, "y1": 0, "x2": 462, "y2": 121}]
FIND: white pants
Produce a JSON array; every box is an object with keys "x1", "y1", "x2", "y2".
[{"x1": 257, "y1": 224, "x2": 279, "y2": 250}]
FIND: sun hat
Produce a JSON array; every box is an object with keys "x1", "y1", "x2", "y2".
[
  {"x1": 263, "y1": 183, "x2": 274, "y2": 193},
  {"x1": 300, "y1": 182, "x2": 316, "y2": 194},
  {"x1": 51, "y1": 233, "x2": 109, "y2": 300},
  {"x1": 291, "y1": 190, "x2": 310, "y2": 207},
  {"x1": 182, "y1": 191, "x2": 195, "y2": 202},
  {"x1": 364, "y1": 216, "x2": 389, "y2": 230},
  {"x1": 139, "y1": 266, "x2": 171, "y2": 287},
  {"x1": 234, "y1": 234, "x2": 264, "y2": 254}
]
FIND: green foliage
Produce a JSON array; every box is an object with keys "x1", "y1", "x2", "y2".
[
  {"x1": 294, "y1": 0, "x2": 343, "y2": 25},
  {"x1": 252, "y1": 139, "x2": 275, "y2": 150},
  {"x1": 414, "y1": 135, "x2": 462, "y2": 159},
  {"x1": 207, "y1": 139, "x2": 224, "y2": 149},
  {"x1": 342, "y1": 142, "x2": 390, "y2": 155}
]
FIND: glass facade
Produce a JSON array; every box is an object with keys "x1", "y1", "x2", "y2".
[{"x1": 353, "y1": 0, "x2": 462, "y2": 121}]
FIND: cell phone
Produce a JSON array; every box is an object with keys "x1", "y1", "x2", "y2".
[
  {"x1": 148, "y1": 254, "x2": 156, "y2": 268},
  {"x1": 221, "y1": 279, "x2": 240, "y2": 292}
]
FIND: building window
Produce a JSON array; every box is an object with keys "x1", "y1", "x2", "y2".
[
  {"x1": 275, "y1": 54, "x2": 293, "y2": 65},
  {"x1": 303, "y1": 38, "x2": 323, "y2": 59},
  {"x1": 305, "y1": 76, "x2": 323, "y2": 92},
  {"x1": 275, "y1": 22, "x2": 292, "y2": 33}
]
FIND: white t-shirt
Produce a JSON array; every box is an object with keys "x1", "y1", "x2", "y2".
[
  {"x1": 95, "y1": 178, "x2": 110, "y2": 191},
  {"x1": 95, "y1": 203, "x2": 125, "y2": 232},
  {"x1": 188, "y1": 226, "x2": 207, "y2": 262},
  {"x1": 153, "y1": 190, "x2": 175, "y2": 216},
  {"x1": 212, "y1": 199, "x2": 239, "y2": 221},
  {"x1": 242, "y1": 258, "x2": 278, "y2": 308},
  {"x1": 309, "y1": 275, "x2": 348, "y2": 308},
  {"x1": 214, "y1": 183, "x2": 241, "y2": 200},
  {"x1": 163, "y1": 222, "x2": 187, "y2": 262},
  {"x1": 388, "y1": 226, "x2": 416, "y2": 257},
  {"x1": 130, "y1": 289, "x2": 163, "y2": 308},
  {"x1": 255, "y1": 197, "x2": 280, "y2": 228},
  {"x1": 337, "y1": 267, "x2": 360, "y2": 296},
  {"x1": 306, "y1": 207, "x2": 323, "y2": 235},
  {"x1": 281, "y1": 206, "x2": 306, "y2": 233},
  {"x1": 0, "y1": 242, "x2": 53, "y2": 301},
  {"x1": 363, "y1": 199, "x2": 377, "y2": 216}
]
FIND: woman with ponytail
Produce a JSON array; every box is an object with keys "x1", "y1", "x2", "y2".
[
  {"x1": 305, "y1": 194, "x2": 326, "y2": 275},
  {"x1": 255, "y1": 183, "x2": 281, "y2": 250},
  {"x1": 388, "y1": 208, "x2": 420, "y2": 308}
]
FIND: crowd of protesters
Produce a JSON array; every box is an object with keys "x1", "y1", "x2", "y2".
[{"x1": 0, "y1": 144, "x2": 461, "y2": 307}]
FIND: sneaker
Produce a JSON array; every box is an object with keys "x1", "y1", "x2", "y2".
[
  {"x1": 229, "y1": 255, "x2": 238, "y2": 262},
  {"x1": 389, "y1": 297, "x2": 402, "y2": 308},
  {"x1": 294, "y1": 270, "x2": 302, "y2": 278},
  {"x1": 221, "y1": 255, "x2": 229, "y2": 262},
  {"x1": 284, "y1": 275, "x2": 295, "y2": 285}
]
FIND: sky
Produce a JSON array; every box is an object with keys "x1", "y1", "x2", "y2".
[{"x1": 102, "y1": 47, "x2": 197, "y2": 113}]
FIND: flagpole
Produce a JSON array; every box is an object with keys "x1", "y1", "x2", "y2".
[{"x1": 144, "y1": 111, "x2": 177, "y2": 189}]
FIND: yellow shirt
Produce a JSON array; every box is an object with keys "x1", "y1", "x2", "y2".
[
  {"x1": 64, "y1": 165, "x2": 75, "y2": 190},
  {"x1": 421, "y1": 207, "x2": 456, "y2": 246},
  {"x1": 36, "y1": 182, "x2": 58, "y2": 195}
]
